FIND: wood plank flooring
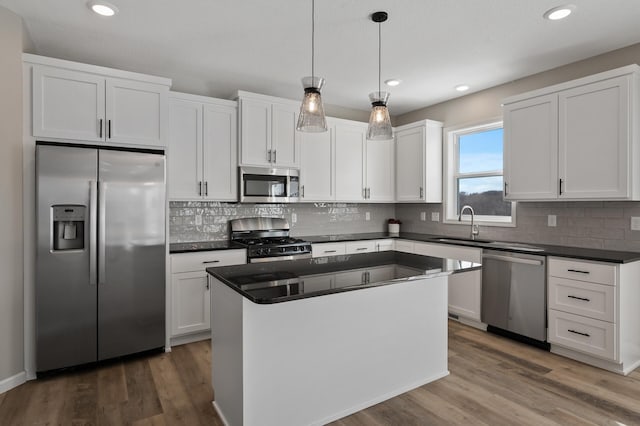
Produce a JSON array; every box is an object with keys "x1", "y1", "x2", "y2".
[{"x1": 1, "y1": 321, "x2": 639, "y2": 425}]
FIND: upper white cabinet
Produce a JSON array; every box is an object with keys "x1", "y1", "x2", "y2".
[
  {"x1": 237, "y1": 91, "x2": 300, "y2": 168},
  {"x1": 395, "y1": 120, "x2": 443, "y2": 203},
  {"x1": 299, "y1": 122, "x2": 334, "y2": 201},
  {"x1": 27, "y1": 54, "x2": 170, "y2": 147},
  {"x1": 299, "y1": 117, "x2": 394, "y2": 203},
  {"x1": 504, "y1": 65, "x2": 640, "y2": 201},
  {"x1": 168, "y1": 92, "x2": 237, "y2": 200}
]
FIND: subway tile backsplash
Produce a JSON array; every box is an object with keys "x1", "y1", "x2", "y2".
[
  {"x1": 395, "y1": 201, "x2": 640, "y2": 252},
  {"x1": 169, "y1": 202, "x2": 396, "y2": 243}
]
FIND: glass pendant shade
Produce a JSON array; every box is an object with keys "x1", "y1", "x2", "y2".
[
  {"x1": 297, "y1": 76, "x2": 328, "y2": 132},
  {"x1": 367, "y1": 91, "x2": 392, "y2": 140}
]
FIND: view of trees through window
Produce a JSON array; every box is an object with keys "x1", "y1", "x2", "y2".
[{"x1": 455, "y1": 127, "x2": 512, "y2": 218}]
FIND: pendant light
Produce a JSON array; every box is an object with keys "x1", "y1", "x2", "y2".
[
  {"x1": 297, "y1": 0, "x2": 328, "y2": 132},
  {"x1": 367, "y1": 11, "x2": 393, "y2": 140}
]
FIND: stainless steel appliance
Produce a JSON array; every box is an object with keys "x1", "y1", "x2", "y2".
[
  {"x1": 230, "y1": 217, "x2": 311, "y2": 263},
  {"x1": 239, "y1": 167, "x2": 300, "y2": 203},
  {"x1": 36, "y1": 142, "x2": 166, "y2": 373},
  {"x1": 481, "y1": 250, "x2": 548, "y2": 347}
]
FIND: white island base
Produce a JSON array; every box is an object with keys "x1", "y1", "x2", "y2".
[{"x1": 210, "y1": 275, "x2": 449, "y2": 426}]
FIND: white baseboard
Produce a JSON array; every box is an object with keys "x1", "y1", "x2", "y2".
[
  {"x1": 170, "y1": 330, "x2": 210, "y2": 348},
  {"x1": 0, "y1": 371, "x2": 27, "y2": 394}
]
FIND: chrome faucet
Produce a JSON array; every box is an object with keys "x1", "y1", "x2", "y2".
[{"x1": 459, "y1": 205, "x2": 480, "y2": 240}]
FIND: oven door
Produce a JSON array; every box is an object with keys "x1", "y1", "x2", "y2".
[{"x1": 239, "y1": 167, "x2": 299, "y2": 203}]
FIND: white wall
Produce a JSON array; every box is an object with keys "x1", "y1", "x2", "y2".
[{"x1": 0, "y1": 5, "x2": 25, "y2": 392}]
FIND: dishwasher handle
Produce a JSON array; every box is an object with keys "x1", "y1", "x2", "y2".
[{"x1": 482, "y1": 253, "x2": 544, "y2": 266}]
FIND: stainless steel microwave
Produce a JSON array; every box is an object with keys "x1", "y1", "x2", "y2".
[{"x1": 239, "y1": 167, "x2": 300, "y2": 203}]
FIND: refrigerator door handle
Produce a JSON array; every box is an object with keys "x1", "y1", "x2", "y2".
[
  {"x1": 89, "y1": 180, "x2": 98, "y2": 286},
  {"x1": 98, "y1": 181, "x2": 107, "y2": 285}
]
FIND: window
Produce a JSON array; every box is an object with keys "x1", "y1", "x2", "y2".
[{"x1": 444, "y1": 120, "x2": 515, "y2": 226}]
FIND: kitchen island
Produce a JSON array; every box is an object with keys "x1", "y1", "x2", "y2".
[{"x1": 207, "y1": 252, "x2": 480, "y2": 426}]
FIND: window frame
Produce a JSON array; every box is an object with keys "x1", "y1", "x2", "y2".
[{"x1": 443, "y1": 119, "x2": 516, "y2": 227}]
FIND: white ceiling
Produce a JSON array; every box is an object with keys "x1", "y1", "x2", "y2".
[{"x1": 3, "y1": 0, "x2": 640, "y2": 115}]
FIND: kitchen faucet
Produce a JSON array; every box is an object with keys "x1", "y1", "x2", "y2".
[{"x1": 459, "y1": 205, "x2": 480, "y2": 240}]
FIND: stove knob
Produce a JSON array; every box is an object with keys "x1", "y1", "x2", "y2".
[
  {"x1": 292, "y1": 246, "x2": 298, "y2": 251},
  {"x1": 279, "y1": 247, "x2": 286, "y2": 253}
]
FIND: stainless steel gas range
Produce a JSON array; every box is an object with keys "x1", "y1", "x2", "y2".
[{"x1": 230, "y1": 217, "x2": 312, "y2": 263}]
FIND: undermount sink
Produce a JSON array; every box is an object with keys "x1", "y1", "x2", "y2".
[{"x1": 433, "y1": 237, "x2": 544, "y2": 252}]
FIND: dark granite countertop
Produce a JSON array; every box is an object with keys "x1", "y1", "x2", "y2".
[
  {"x1": 207, "y1": 251, "x2": 480, "y2": 304},
  {"x1": 298, "y1": 232, "x2": 640, "y2": 263},
  {"x1": 170, "y1": 240, "x2": 245, "y2": 254}
]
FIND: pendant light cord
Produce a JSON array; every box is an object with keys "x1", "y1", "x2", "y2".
[
  {"x1": 378, "y1": 20, "x2": 381, "y2": 95},
  {"x1": 311, "y1": 0, "x2": 315, "y2": 81}
]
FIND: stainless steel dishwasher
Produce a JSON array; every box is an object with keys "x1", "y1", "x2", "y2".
[{"x1": 481, "y1": 250, "x2": 549, "y2": 348}]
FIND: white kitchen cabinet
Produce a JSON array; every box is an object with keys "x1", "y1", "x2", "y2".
[
  {"x1": 412, "y1": 241, "x2": 482, "y2": 322},
  {"x1": 335, "y1": 120, "x2": 367, "y2": 201},
  {"x1": 345, "y1": 240, "x2": 377, "y2": 254},
  {"x1": 375, "y1": 239, "x2": 394, "y2": 251},
  {"x1": 168, "y1": 92, "x2": 237, "y2": 200},
  {"x1": 170, "y1": 249, "x2": 246, "y2": 343},
  {"x1": 395, "y1": 120, "x2": 443, "y2": 203},
  {"x1": 547, "y1": 257, "x2": 640, "y2": 375},
  {"x1": 29, "y1": 55, "x2": 170, "y2": 147},
  {"x1": 238, "y1": 91, "x2": 300, "y2": 168},
  {"x1": 333, "y1": 118, "x2": 395, "y2": 202},
  {"x1": 311, "y1": 242, "x2": 347, "y2": 258},
  {"x1": 299, "y1": 123, "x2": 334, "y2": 201},
  {"x1": 503, "y1": 65, "x2": 640, "y2": 201}
]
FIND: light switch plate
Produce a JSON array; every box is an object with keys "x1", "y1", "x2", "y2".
[
  {"x1": 631, "y1": 217, "x2": 640, "y2": 231},
  {"x1": 420, "y1": 212, "x2": 426, "y2": 221},
  {"x1": 365, "y1": 212, "x2": 371, "y2": 221},
  {"x1": 431, "y1": 212, "x2": 440, "y2": 222},
  {"x1": 547, "y1": 214, "x2": 556, "y2": 227}
]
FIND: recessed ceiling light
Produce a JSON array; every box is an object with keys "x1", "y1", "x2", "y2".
[
  {"x1": 88, "y1": 1, "x2": 118, "y2": 17},
  {"x1": 543, "y1": 4, "x2": 575, "y2": 20},
  {"x1": 455, "y1": 84, "x2": 470, "y2": 92},
  {"x1": 384, "y1": 79, "x2": 402, "y2": 87}
]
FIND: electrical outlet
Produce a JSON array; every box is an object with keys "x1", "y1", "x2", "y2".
[
  {"x1": 420, "y1": 211, "x2": 426, "y2": 221},
  {"x1": 365, "y1": 211, "x2": 371, "y2": 221},
  {"x1": 631, "y1": 217, "x2": 640, "y2": 231},
  {"x1": 431, "y1": 212, "x2": 440, "y2": 222},
  {"x1": 547, "y1": 214, "x2": 556, "y2": 227},
  {"x1": 195, "y1": 214, "x2": 203, "y2": 226},
  {"x1": 291, "y1": 213, "x2": 297, "y2": 223}
]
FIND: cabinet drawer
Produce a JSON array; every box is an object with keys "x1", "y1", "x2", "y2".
[
  {"x1": 548, "y1": 258, "x2": 616, "y2": 286},
  {"x1": 345, "y1": 240, "x2": 376, "y2": 254},
  {"x1": 548, "y1": 309, "x2": 616, "y2": 361},
  {"x1": 171, "y1": 249, "x2": 246, "y2": 273},
  {"x1": 374, "y1": 239, "x2": 394, "y2": 252},
  {"x1": 548, "y1": 277, "x2": 616, "y2": 322},
  {"x1": 394, "y1": 240, "x2": 415, "y2": 253},
  {"x1": 312, "y1": 243, "x2": 346, "y2": 258}
]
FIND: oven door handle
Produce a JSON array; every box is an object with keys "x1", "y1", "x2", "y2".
[{"x1": 482, "y1": 254, "x2": 543, "y2": 266}]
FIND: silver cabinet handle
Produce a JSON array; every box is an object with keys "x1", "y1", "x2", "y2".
[
  {"x1": 267, "y1": 149, "x2": 272, "y2": 162},
  {"x1": 89, "y1": 180, "x2": 97, "y2": 285},
  {"x1": 204, "y1": 181, "x2": 208, "y2": 197},
  {"x1": 356, "y1": 247, "x2": 368, "y2": 251},
  {"x1": 98, "y1": 181, "x2": 106, "y2": 285},
  {"x1": 108, "y1": 119, "x2": 112, "y2": 139},
  {"x1": 559, "y1": 178, "x2": 564, "y2": 195},
  {"x1": 98, "y1": 119, "x2": 103, "y2": 139},
  {"x1": 482, "y1": 254, "x2": 543, "y2": 266},
  {"x1": 202, "y1": 260, "x2": 221, "y2": 264},
  {"x1": 363, "y1": 188, "x2": 366, "y2": 199},
  {"x1": 301, "y1": 185, "x2": 305, "y2": 198},
  {"x1": 198, "y1": 181, "x2": 202, "y2": 196},
  {"x1": 324, "y1": 250, "x2": 337, "y2": 253},
  {"x1": 567, "y1": 269, "x2": 590, "y2": 274},
  {"x1": 419, "y1": 186, "x2": 424, "y2": 199},
  {"x1": 206, "y1": 277, "x2": 210, "y2": 290},
  {"x1": 273, "y1": 150, "x2": 276, "y2": 163},
  {"x1": 504, "y1": 181, "x2": 508, "y2": 196}
]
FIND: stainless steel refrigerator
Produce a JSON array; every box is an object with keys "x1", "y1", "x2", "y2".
[{"x1": 36, "y1": 142, "x2": 166, "y2": 373}]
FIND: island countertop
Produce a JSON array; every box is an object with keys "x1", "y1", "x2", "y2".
[{"x1": 206, "y1": 251, "x2": 480, "y2": 304}]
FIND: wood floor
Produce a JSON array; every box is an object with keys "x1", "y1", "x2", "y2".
[{"x1": 2, "y1": 320, "x2": 639, "y2": 425}]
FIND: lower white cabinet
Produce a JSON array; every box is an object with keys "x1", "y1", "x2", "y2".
[
  {"x1": 170, "y1": 249, "x2": 246, "y2": 342},
  {"x1": 412, "y1": 242, "x2": 483, "y2": 322},
  {"x1": 547, "y1": 257, "x2": 640, "y2": 375},
  {"x1": 312, "y1": 239, "x2": 394, "y2": 258}
]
